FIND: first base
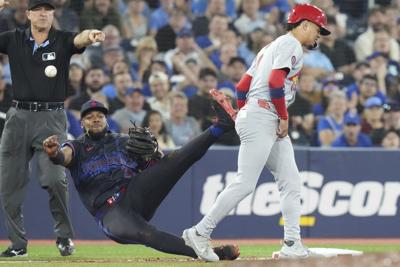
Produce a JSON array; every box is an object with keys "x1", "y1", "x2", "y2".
[{"x1": 272, "y1": 248, "x2": 363, "y2": 259}]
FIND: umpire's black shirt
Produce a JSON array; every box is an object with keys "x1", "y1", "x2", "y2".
[{"x1": 0, "y1": 27, "x2": 85, "y2": 102}]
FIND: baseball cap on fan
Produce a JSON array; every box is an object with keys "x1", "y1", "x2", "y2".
[
  {"x1": 28, "y1": 0, "x2": 55, "y2": 10},
  {"x1": 80, "y1": 100, "x2": 108, "y2": 119}
]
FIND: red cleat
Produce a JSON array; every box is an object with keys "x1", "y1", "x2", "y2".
[{"x1": 209, "y1": 89, "x2": 238, "y2": 121}]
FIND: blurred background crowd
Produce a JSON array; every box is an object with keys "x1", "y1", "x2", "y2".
[{"x1": 0, "y1": 0, "x2": 400, "y2": 149}]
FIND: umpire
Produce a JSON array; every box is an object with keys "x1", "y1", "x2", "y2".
[{"x1": 0, "y1": 0, "x2": 105, "y2": 257}]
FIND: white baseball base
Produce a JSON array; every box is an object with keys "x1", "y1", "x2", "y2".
[{"x1": 272, "y1": 248, "x2": 363, "y2": 259}]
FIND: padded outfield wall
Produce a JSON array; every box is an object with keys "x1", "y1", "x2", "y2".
[{"x1": 0, "y1": 147, "x2": 399, "y2": 239}]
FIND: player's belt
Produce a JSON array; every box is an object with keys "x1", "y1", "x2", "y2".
[
  {"x1": 106, "y1": 186, "x2": 126, "y2": 207},
  {"x1": 12, "y1": 100, "x2": 64, "y2": 112},
  {"x1": 246, "y1": 98, "x2": 271, "y2": 110}
]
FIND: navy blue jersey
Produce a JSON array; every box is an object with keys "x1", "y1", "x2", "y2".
[{"x1": 64, "y1": 132, "x2": 139, "y2": 215}]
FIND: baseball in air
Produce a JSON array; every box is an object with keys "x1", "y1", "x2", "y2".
[{"x1": 45, "y1": 65, "x2": 57, "y2": 78}]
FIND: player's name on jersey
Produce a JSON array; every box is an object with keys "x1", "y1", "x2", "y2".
[{"x1": 200, "y1": 171, "x2": 399, "y2": 218}]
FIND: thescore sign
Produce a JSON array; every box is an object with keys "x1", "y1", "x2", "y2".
[{"x1": 200, "y1": 171, "x2": 400, "y2": 217}]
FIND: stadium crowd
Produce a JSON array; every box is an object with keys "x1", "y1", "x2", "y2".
[{"x1": 0, "y1": 0, "x2": 400, "y2": 149}]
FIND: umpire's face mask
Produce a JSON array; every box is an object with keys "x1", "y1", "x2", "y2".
[{"x1": 81, "y1": 111, "x2": 108, "y2": 140}]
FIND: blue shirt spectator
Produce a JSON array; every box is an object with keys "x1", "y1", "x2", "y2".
[
  {"x1": 259, "y1": 0, "x2": 291, "y2": 13},
  {"x1": 303, "y1": 49, "x2": 335, "y2": 72},
  {"x1": 191, "y1": 0, "x2": 236, "y2": 19},
  {"x1": 332, "y1": 113, "x2": 373, "y2": 147}
]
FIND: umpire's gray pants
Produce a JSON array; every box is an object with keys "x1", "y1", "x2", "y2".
[{"x1": 0, "y1": 107, "x2": 74, "y2": 249}]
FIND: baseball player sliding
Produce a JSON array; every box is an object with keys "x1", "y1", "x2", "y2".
[{"x1": 182, "y1": 4, "x2": 330, "y2": 262}]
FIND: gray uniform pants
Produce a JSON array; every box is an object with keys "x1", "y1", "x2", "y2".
[
  {"x1": 196, "y1": 100, "x2": 302, "y2": 241},
  {"x1": 0, "y1": 107, "x2": 74, "y2": 249}
]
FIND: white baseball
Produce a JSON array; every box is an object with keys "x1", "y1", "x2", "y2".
[{"x1": 45, "y1": 65, "x2": 57, "y2": 78}]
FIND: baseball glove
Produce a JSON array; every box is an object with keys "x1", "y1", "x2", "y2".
[{"x1": 126, "y1": 123, "x2": 159, "y2": 161}]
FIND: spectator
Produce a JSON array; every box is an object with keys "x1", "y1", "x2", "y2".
[
  {"x1": 112, "y1": 88, "x2": 147, "y2": 133},
  {"x1": 107, "y1": 72, "x2": 135, "y2": 114},
  {"x1": 148, "y1": 0, "x2": 176, "y2": 36},
  {"x1": 166, "y1": 92, "x2": 200, "y2": 146},
  {"x1": 132, "y1": 36, "x2": 158, "y2": 83},
  {"x1": 173, "y1": 58, "x2": 201, "y2": 98},
  {"x1": 247, "y1": 27, "x2": 276, "y2": 54},
  {"x1": 353, "y1": 6, "x2": 399, "y2": 61},
  {"x1": 192, "y1": 0, "x2": 227, "y2": 37},
  {"x1": 188, "y1": 67, "x2": 218, "y2": 130},
  {"x1": 155, "y1": 8, "x2": 189, "y2": 52},
  {"x1": 302, "y1": 47, "x2": 335, "y2": 80},
  {"x1": 65, "y1": 109, "x2": 82, "y2": 139},
  {"x1": 53, "y1": 0, "x2": 79, "y2": 31},
  {"x1": 344, "y1": 61, "x2": 372, "y2": 106},
  {"x1": 192, "y1": 0, "x2": 235, "y2": 20},
  {"x1": 86, "y1": 24, "x2": 124, "y2": 68},
  {"x1": 312, "y1": 79, "x2": 341, "y2": 117},
  {"x1": 217, "y1": 28, "x2": 255, "y2": 67},
  {"x1": 310, "y1": 0, "x2": 347, "y2": 37},
  {"x1": 361, "y1": 96, "x2": 385, "y2": 146},
  {"x1": 147, "y1": 72, "x2": 172, "y2": 119},
  {"x1": 332, "y1": 113, "x2": 372, "y2": 147},
  {"x1": 297, "y1": 73, "x2": 322, "y2": 107},
  {"x1": 122, "y1": 0, "x2": 148, "y2": 41},
  {"x1": 195, "y1": 14, "x2": 229, "y2": 56},
  {"x1": 210, "y1": 42, "x2": 237, "y2": 71},
  {"x1": 188, "y1": 67, "x2": 239, "y2": 145},
  {"x1": 164, "y1": 28, "x2": 217, "y2": 74},
  {"x1": 354, "y1": 74, "x2": 386, "y2": 114},
  {"x1": 0, "y1": 0, "x2": 29, "y2": 33},
  {"x1": 234, "y1": 0, "x2": 265, "y2": 36},
  {"x1": 101, "y1": 46, "x2": 126, "y2": 76},
  {"x1": 142, "y1": 110, "x2": 176, "y2": 149},
  {"x1": 367, "y1": 51, "x2": 400, "y2": 97},
  {"x1": 381, "y1": 128, "x2": 400, "y2": 149},
  {"x1": 141, "y1": 60, "x2": 170, "y2": 96},
  {"x1": 258, "y1": 0, "x2": 291, "y2": 14},
  {"x1": 319, "y1": 16, "x2": 356, "y2": 76},
  {"x1": 288, "y1": 88, "x2": 314, "y2": 146},
  {"x1": 383, "y1": 102, "x2": 400, "y2": 131},
  {"x1": 218, "y1": 57, "x2": 247, "y2": 94},
  {"x1": 65, "y1": 60, "x2": 85, "y2": 106},
  {"x1": 317, "y1": 90, "x2": 348, "y2": 147},
  {"x1": 102, "y1": 60, "x2": 132, "y2": 99},
  {"x1": 69, "y1": 67, "x2": 108, "y2": 115},
  {"x1": 80, "y1": 0, "x2": 122, "y2": 32}
]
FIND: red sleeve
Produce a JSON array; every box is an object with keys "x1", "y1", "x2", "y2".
[
  {"x1": 235, "y1": 74, "x2": 252, "y2": 109},
  {"x1": 269, "y1": 69, "x2": 289, "y2": 120}
]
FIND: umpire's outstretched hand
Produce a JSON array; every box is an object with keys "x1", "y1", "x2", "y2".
[{"x1": 43, "y1": 135, "x2": 60, "y2": 158}]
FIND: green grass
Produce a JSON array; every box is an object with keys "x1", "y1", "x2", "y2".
[{"x1": 0, "y1": 243, "x2": 399, "y2": 267}]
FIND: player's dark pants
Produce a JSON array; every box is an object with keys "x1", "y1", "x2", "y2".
[{"x1": 96, "y1": 130, "x2": 218, "y2": 258}]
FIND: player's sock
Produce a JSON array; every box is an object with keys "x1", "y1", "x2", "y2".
[
  {"x1": 209, "y1": 125, "x2": 224, "y2": 138},
  {"x1": 195, "y1": 215, "x2": 216, "y2": 238}
]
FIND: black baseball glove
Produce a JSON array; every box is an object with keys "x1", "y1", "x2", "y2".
[{"x1": 126, "y1": 123, "x2": 159, "y2": 161}]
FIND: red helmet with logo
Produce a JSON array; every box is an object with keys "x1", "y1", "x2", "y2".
[{"x1": 287, "y1": 4, "x2": 330, "y2": 36}]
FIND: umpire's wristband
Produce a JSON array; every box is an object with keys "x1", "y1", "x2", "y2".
[{"x1": 50, "y1": 149, "x2": 65, "y2": 165}]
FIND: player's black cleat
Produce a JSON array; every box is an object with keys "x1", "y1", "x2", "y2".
[
  {"x1": 213, "y1": 244, "x2": 240, "y2": 260},
  {"x1": 56, "y1": 238, "x2": 75, "y2": 256},
  {"x1": 212, "y1": 102, "x2": 235, "y2": 132},
  {"x1": 0, "y1": 247, "x2": 27, "y2": 257}
]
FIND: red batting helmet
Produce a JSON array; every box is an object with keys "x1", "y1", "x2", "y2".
[{"x1": 287, "y1": 4, "x2": 330, "y2": 36}]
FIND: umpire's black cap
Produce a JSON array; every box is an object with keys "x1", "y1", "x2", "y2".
[
  {"x1": 80, "y1": 100, "x2": 108, "y2": 119},
  {"x1": 28, "y1": 0, "x2": 55, "y2": 10}
]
